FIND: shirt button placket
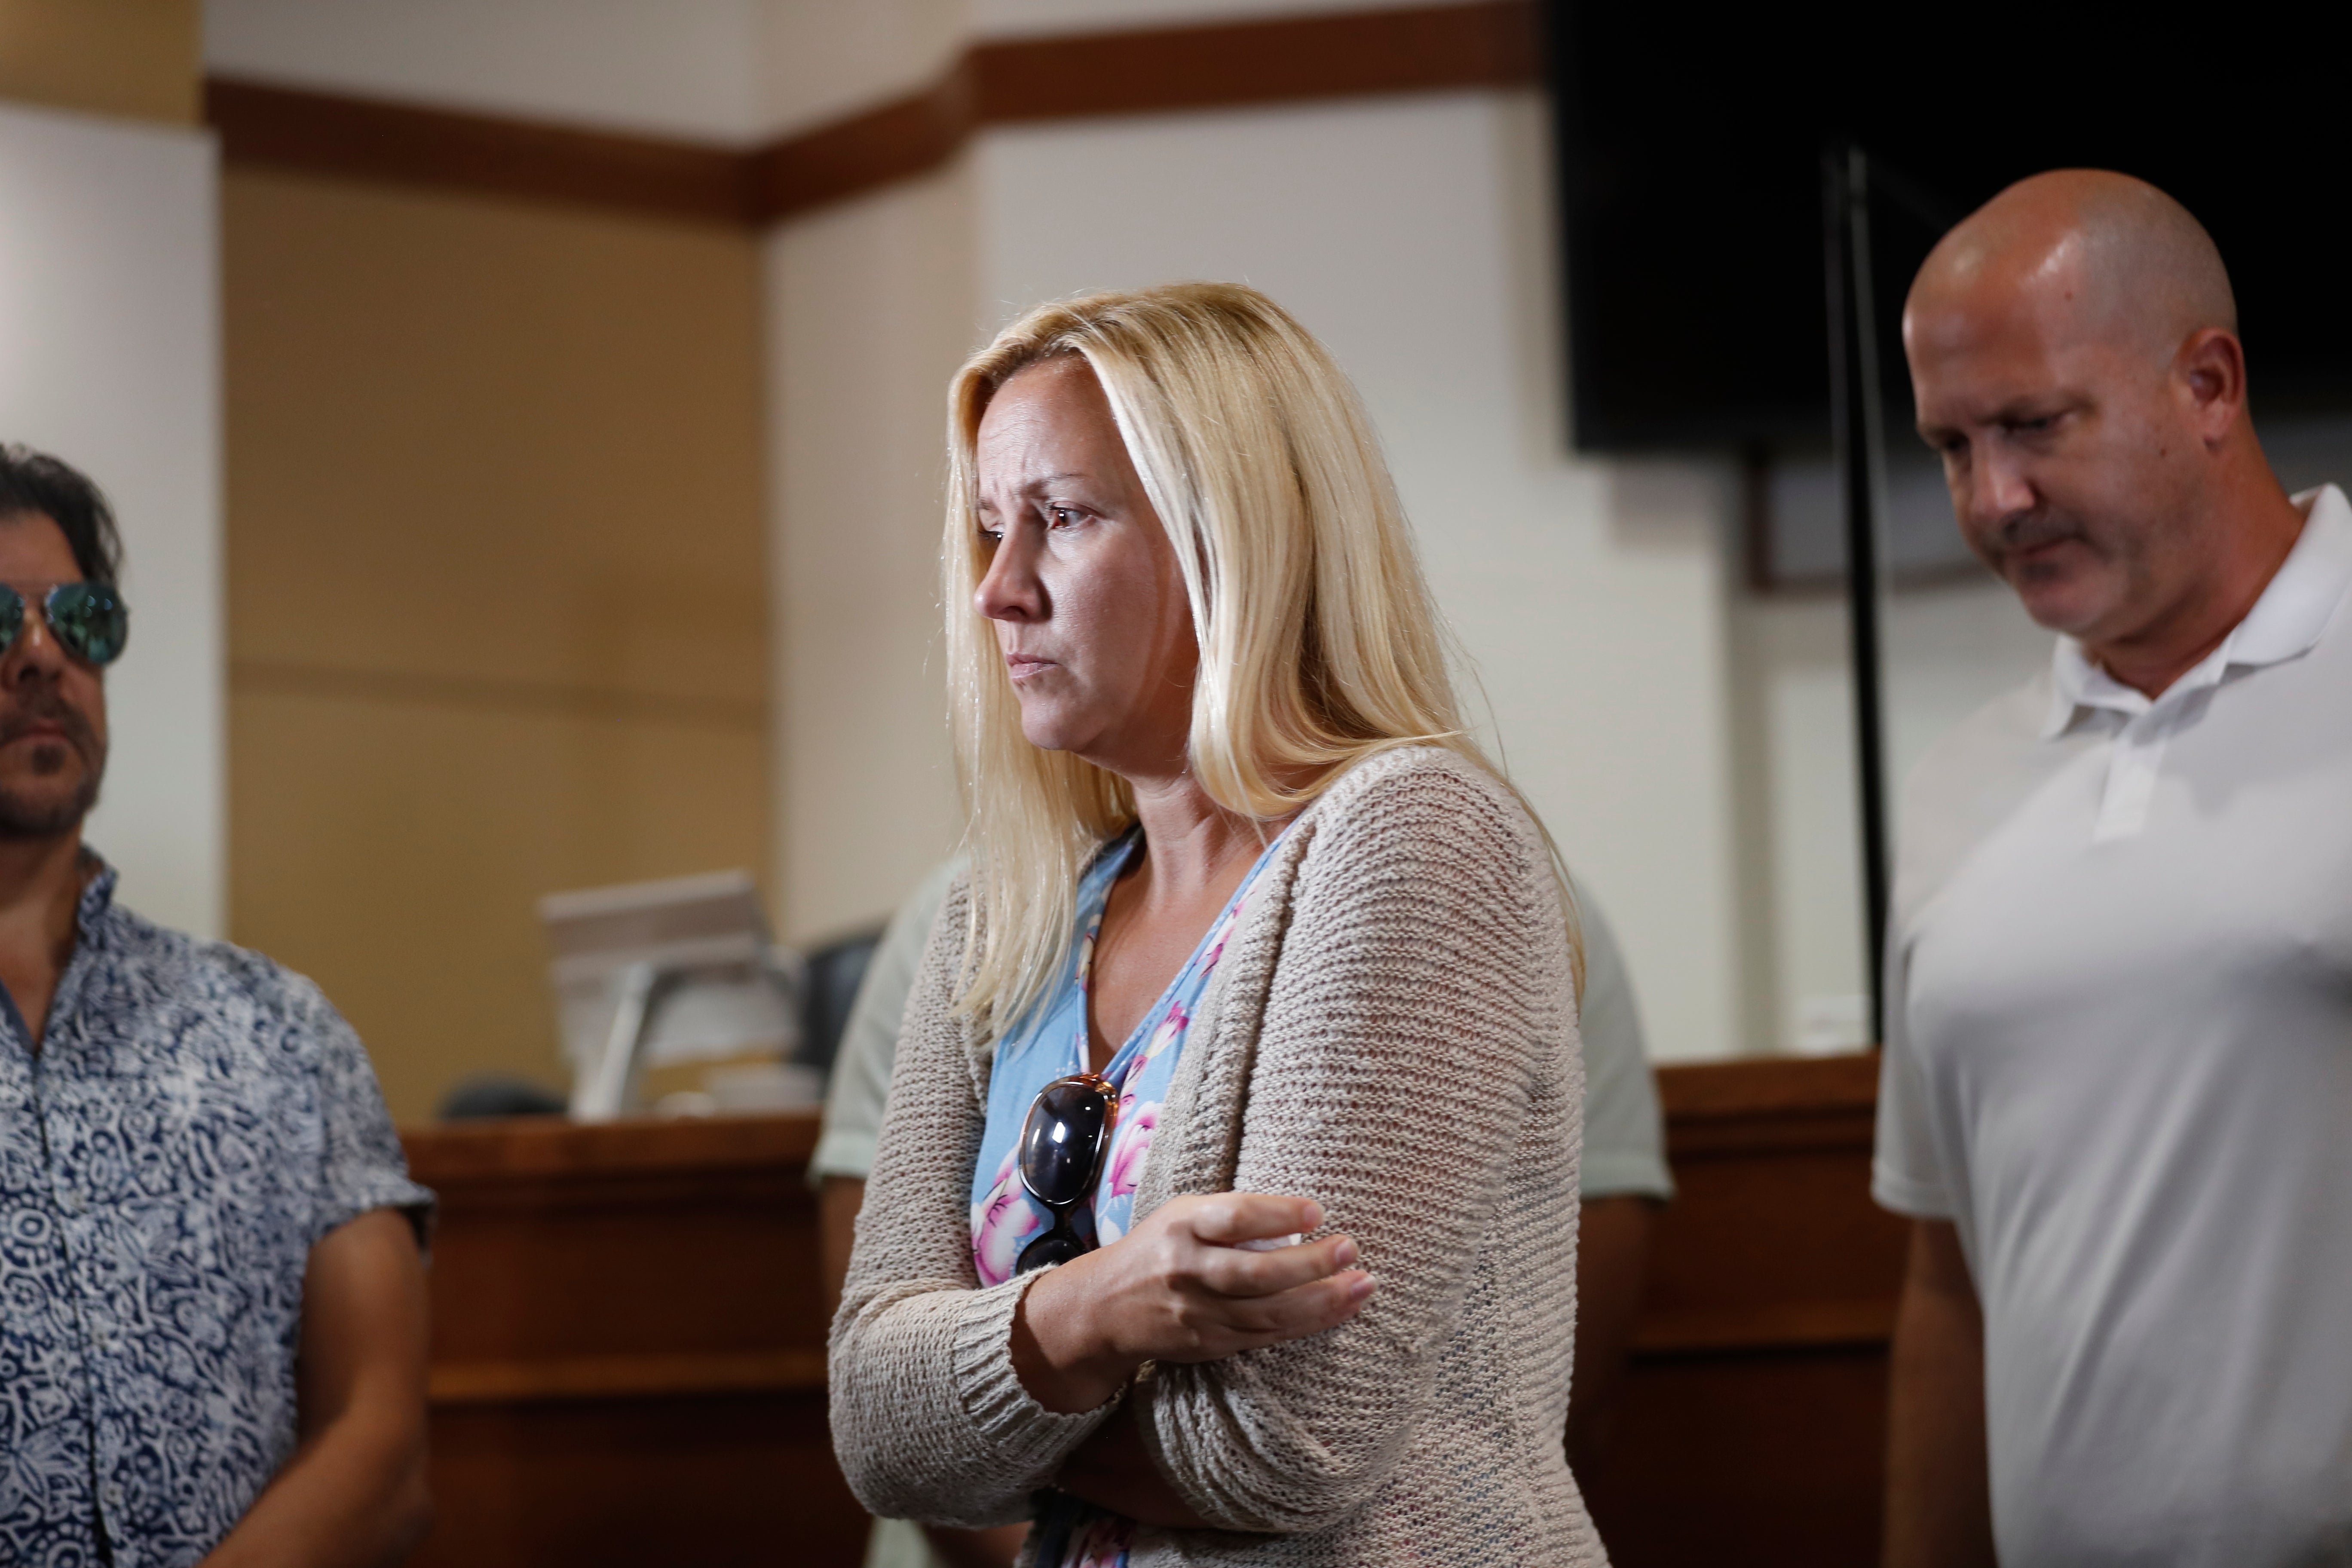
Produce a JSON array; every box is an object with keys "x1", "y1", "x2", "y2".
[{"x1": 2094, "y1": 709, "x2": 2168, "y2": 842}]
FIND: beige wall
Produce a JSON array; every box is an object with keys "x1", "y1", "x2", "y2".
[
  {"x1": 224, "y1": 169, "x2": 770, "y2": 1122},
  {"x1": 224, "y1": 1, "x2": 2043, "y2": 1074},
  {"x1": 0, "y1": 0, "x2": 198, "y2": 123},
  {"x1": 766, "y1": 94, "x2": 1749, "y2": 1060},
  {"x1": 765, "y1": 162, "x2": 974, "y2": 942}
]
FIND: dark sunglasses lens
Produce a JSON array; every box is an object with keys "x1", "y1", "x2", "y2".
[
  {"x1": 1018, "y1": 1076, "x2": 1114, "y2": 1209},
  {"x1": 46, "y1": 584, "x2": 126, "y2": 665},
  {"x1": 0, "y1": 587, "x2": 21, "y2": 652},
  {"x1": 1016, "y1": 1228, "x2": 1090, "y2": 1274}
]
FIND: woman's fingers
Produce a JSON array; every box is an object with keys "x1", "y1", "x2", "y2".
[
  {"x1": 1193, "y1": 1231, "x2": 1359, "y2": 1298},
  {"x1": 1184, "y1": 1192, "x2": 1323, "y2": 1247},
  {"x1": 1157, "y1": 1270, "x2": 1377, "y2": 1363},
  {"x1": 1233, "y1": 1270, "x2": 1376, "y2": 1341},
  {"x1": 1079, "y1": 1191, "x2": 1375, "y2": 1367}
]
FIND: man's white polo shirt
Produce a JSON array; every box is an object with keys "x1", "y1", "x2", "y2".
[{"x1": 1875, "y1": 484, "x2": 2352, "y2": 1568}]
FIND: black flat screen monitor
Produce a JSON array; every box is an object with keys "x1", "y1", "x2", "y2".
[{"x1": 1548, "y1": 2, "x2": 2352, "y2": 453}]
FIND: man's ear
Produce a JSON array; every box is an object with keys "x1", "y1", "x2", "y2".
[{"x1": 2176, "y1": 327, "x2": 2248, "y2": 447}]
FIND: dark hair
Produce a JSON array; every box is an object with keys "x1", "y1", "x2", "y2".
[{"x1": 0, "y1": 445, "x2": 122, "y2": 587}]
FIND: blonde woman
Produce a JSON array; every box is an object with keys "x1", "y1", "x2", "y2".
[{"x1": 830, "y1": 284, "x2": 1601, "y2": 1567}]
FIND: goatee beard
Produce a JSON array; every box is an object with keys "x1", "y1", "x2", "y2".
[{"x1": 0, "y1": 694, "x2": 104, "y2": 839}]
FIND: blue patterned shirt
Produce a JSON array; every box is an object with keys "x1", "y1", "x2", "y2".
[
  {"x1": 0, "y1": 861, "x2": 432, "y2": 1568},
  {"x1": 967, "y1": 827, "x2": 1289, "y2": 1568}
]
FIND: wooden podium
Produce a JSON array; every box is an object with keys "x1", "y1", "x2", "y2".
[
  {"x1": 399, "y1": 1054, "x2": 1905, "y2": 1568},
  {"x1": 1584, "y1": 1053, "x2": 1909, "y2": 1568},
  {"x1": 400, "y1": 1112, "x2": 866, "y2": 1568}
]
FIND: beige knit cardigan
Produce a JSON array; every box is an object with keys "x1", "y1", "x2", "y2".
[{"x1": 829, "y1": 746, "x2": 1606, "y2": 1566}]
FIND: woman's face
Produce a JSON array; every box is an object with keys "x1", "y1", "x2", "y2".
[{"x1": 973, "y1": 357, "x2": 1198, "y2": 776}]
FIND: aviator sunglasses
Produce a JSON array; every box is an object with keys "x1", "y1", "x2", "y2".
[
  {"x1": 0, "y1": 582, "x2": 129, "y2": 667},
  {"x1": 1014, "y1": 1072, "x2": 1119, "y2": 1274}
]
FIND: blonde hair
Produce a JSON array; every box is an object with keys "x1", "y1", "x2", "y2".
[{"x1": 943, "y1": 282, "x2": 1574, "y2": 1028}]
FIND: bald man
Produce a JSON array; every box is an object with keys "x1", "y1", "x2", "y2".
[{"x1": 1874, "y1": 170, "x2": 2352, "y2": 1568}]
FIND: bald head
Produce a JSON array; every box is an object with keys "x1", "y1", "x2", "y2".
[
  {"x1": 1910, "y1": 170, "x2": 2235, "y2": 362},
  {"x1": 1902, "y1": 169, "x2": 2305, "y2": 696}
]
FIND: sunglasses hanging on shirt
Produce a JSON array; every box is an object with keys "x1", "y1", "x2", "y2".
[{"x1": 1014, "y1": 1072, "x2": 1118, "y2": 1274}]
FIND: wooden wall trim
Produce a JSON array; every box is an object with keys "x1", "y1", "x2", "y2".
[
  {"x1": 1657, "y1": 1050, "x2": 1880, "y2": 1123},
  {"x1": 205, "y1": 77, "x2": 758, "y2": 224},
  {"x1": 207, "y1": 1, "x2": 1537, "y2": 226},
  {"x1": 404, "y1": 1110, "x2": 820, "y2": 1184},
  {"x1": 971, "y1": 2, "x2": 1539, "y2": 126},
  {"x1": 747, "y1": 59, "x2": 979, "y2": 224},
  {"x1": 429, "y1": 1348, "x2": 827, "y2": 1406}
]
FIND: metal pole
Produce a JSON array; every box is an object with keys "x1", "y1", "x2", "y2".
[{"x1": 1822, "y1": 142, "x2": 1894, "y2": 1046}]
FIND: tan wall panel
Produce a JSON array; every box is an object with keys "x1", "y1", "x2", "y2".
[
  {"x1": 224, "y1": 167, "x2": 771, "y2": 1123},
  {"x1": 0, "y1": 0, "x2": 197, "y2": 124},
  {"x1": 233, "y1": 689, "x2": 768, "y2": 1122},
  {"x1": 224, "y1": 168, "x2": 766, "y2": 706}
]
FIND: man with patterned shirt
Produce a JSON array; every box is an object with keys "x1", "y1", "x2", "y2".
[{"x1": 0, "y1": 448, "x2": 434, "y2": 1568}]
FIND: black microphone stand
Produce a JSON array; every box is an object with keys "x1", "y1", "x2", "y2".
[{"x1": 1822, "y1": 141, "x2": 1893, "y2": 1047}]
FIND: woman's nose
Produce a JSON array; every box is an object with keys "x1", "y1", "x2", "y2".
[{"x1": 975, "y1": 531, "x2": 1044, "y2": 623}]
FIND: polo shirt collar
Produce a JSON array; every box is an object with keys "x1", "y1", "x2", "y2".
[{"x1": 2042, "y1": 482, "x2": 2352, "y2": 738}]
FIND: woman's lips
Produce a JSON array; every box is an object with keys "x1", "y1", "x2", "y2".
[{"x1": 1006, "y1": 653, "x2": 1056, "y2": 681}]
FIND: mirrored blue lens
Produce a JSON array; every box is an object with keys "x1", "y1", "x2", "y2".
[{"x1": 43, "y1": 583, "x2": 126, "y2": 666}]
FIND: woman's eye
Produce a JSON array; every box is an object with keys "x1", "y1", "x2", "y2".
[{"x1": 1049, "y1": 506, "x2": 1082, "y2": 528}]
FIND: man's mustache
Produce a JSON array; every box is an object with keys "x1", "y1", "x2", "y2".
[
  {"x1": 0, "y1": 692, "x2": 100, "y2": 757},
  {"x1": 1990, "y1": 511, "x2": 2089, "y2": 557}
]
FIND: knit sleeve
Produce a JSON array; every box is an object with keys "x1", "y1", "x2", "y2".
[
  {"x1": 827, "y1": 873, "x2": 1119, "y2": 1526},
  {"x1": 1132, "y1": 755, "x2": 1574, "y2": 1534}
]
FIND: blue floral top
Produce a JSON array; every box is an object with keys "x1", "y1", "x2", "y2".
[
  {"x1": 0, "y1": 861, "x2": 433, "y2": 1568},
  {"x1": 967, "y1": 825, "x2": 1288, "y2": 1568}
]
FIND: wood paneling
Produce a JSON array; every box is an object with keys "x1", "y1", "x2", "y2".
[
  {"x1": 232, "y1": 692, "x2": 769, "y2": 1122},
  {"x1": 223, "y1": 168, "x2": 770, "y2": 1122},
  {"x1": 1583, "y1": 1052, "x2": 1907, "y2": 1568},
  {"x1": 222, "y1": 169, "x2": 766, "y2": 699},
  {"x1": 401, "y1": 1057, "x2": 1904, "y2": 1568},
  {"x1": 1596, "y1": 1348, "x2": 1892, "y2": 1568},
  {"x1": 0, "y1": 0, "x2": 199, "y2": 125},
  {"x1": 404, "y1": 1113, "x2": 863, "y2": 1568},
  {"x1": 206, "y1": 2, "x2": 1540, "y2": 225}
]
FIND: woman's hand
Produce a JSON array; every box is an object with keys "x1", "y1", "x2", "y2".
[{"x1": 1008, "y1": 1193, "x2": 1374, "y2": 1415}]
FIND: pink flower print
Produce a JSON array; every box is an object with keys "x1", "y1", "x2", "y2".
[
  {"x1": 1106, "y1": 1100, "x2": 1159, "y2": 1203},
  {"x1": 1070, "y1": 1511, "x2": 1136, "y2": 1568},
  {"x1": 1143, "y1": 1002, "x2": 1188, "y2": 1063},
  {"x1": 1202, "y1": 900, "x2": 1245, "y2": 971},
  {"x1": 971, "y1": 1147, "x2": 1041, "y2": 1286}
]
